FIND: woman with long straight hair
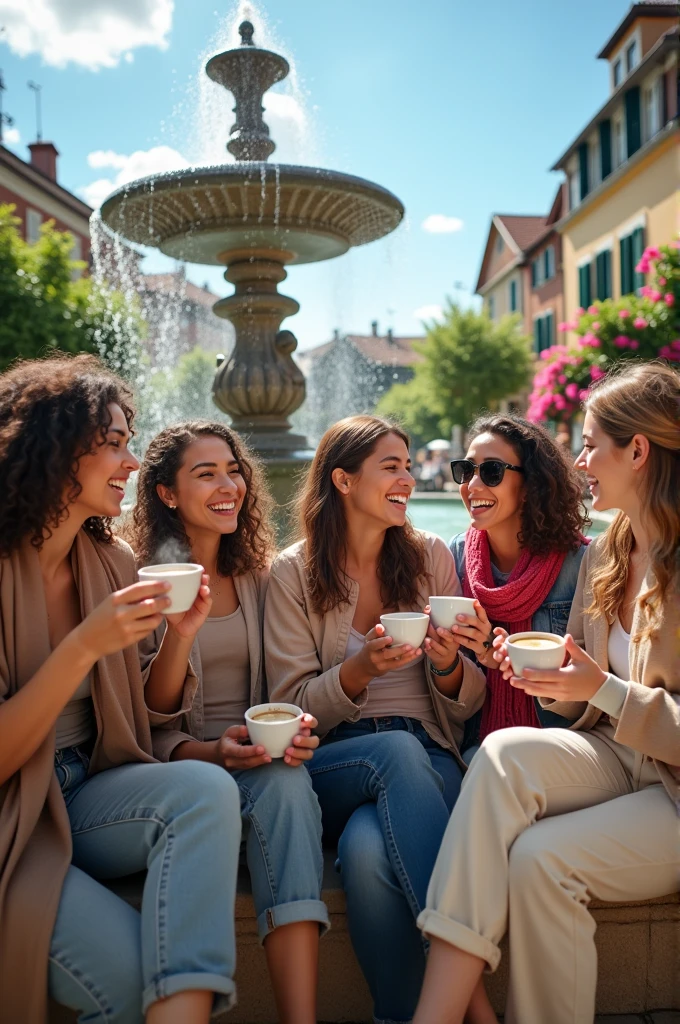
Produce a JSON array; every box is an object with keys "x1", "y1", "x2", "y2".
[
  {"x1": 446, "y1": 414, "x2": 589, "y2": 762},
  {"x1": 265, "y1": 415, "x2": 486, "y2": 1024},
  {"x1": 413, "y1": 361, "x2": 680, "y2": 1024},
  {"x1": 0, "y1": 356, "x2": 242, "y2": 1024},
  {"x1": 128, "y1": 422, "x2": 328, "y2": 1024}
]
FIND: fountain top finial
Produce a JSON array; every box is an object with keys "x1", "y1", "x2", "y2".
[{"x1": 239, "y1": 21, "x2": 255, "y2": 46}]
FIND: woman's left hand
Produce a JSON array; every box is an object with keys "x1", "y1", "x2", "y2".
[
  {"x1": 284, "y1": 713, "x2": 320, "y2": 767},
  {"x1": 508, "y1": 634, "x2": 607, "y2": 701},
  {"x1": 166, "y1": 573, "x2": 212, "y2": 639},
  {"x1": 423, "y1": 606, "x2": 460, "y2": 673},
  {"x1": 449, "y1": 601, "x2": 502, "y2": 669}
]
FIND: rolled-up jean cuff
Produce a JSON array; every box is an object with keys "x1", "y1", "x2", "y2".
[
  {"x1": 142, "y1": 973, "x2": 237, "y2": 1016},
  {"x1": 256, "y1": 898, "x2": 330, "y2": 944},
  {"x1": 417, "y1": 910, "x2": 501, "y2": 973}
]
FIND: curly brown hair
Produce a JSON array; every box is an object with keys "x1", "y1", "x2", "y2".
[
  {"x1": 466, "y1": 413, "x2": 589, "y2": 554},
  {"x1": 0, "y1": 353, "x2": 134, "y2": 557},
  {"x1": 297, "y1": 415, "x2": 428, "y2": 614},
  {"x1": 127, "y1": 421, "x2": 275, "y2": 577}
]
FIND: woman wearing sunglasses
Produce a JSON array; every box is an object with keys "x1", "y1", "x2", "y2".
[
  {"x1": 448, "y1": 414, "x2": 589, "y2": 762},
  {"x1": 413, "y1": 361, "x2": 679, "y2": 1024}
]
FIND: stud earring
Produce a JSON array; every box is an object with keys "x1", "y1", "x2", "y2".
[{"x1": 167, "y1": 504, "x2": 176, "y2": 509}]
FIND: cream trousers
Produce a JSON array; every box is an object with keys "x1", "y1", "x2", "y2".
[{"x1": 418, "y1": 725, "x2": 679, "y2": 1024}]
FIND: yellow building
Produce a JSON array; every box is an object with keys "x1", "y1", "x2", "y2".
[{"x1": 552, "y1": 1, "x2": 678, "y2": 324}]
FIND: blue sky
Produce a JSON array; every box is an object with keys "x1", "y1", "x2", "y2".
[{"x1": 1, "y1": 0, "x2": 631, "y2": 350}]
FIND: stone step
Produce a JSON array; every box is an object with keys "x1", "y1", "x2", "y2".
[{"x1": 49, "y1": 854, "x2": 679, "y2": 1023}]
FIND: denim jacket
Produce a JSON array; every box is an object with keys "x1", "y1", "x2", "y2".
[{"x1": 449, "y1": 531, "x2": 588, "y2": 733}]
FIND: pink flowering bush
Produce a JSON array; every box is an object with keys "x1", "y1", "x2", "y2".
[{"x1": 527, "y1": 240, "x2": 680, "y2": 422}]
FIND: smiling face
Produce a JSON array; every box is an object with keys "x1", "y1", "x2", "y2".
[
  {"x1": 461, "y1": 431, "x2": 526, "y2": 535},
  {"x1": 158, "y1": 435, "x2": 247, "y2": 538},
  {"x1": 72, "y1": 403, "x2": 138, "y2": 519},
  {"x1": 333, "y1": 432, "x2": 415, "y2": 528},
  {"x1": 575, "y1": 410, "x2": 646, "y2": 512}
]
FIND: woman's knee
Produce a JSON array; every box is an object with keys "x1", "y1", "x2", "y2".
[
  {"x1": 243, "y1": 760, "x2": 322, "y2": 826},
  {"x1": 369, "y1": 729, "x2": 435, "y2": 776},
  {"x1": 158, "y1": 760, "x2": 241, "y2": 822},
  {"x1": 473, "y1": 726, "x2": 551, "y2": 778}
]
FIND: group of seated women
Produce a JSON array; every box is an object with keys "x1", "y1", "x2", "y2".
[{"x1": 0, "y1": 353, "x2": 677, "y2": 1024}]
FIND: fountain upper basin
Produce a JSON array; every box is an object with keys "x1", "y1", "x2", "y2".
[{"x1": 100, "y1": 162, "x2": 405, "y2": 266}]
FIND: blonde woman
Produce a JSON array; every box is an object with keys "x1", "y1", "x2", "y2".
[{"x1": 413, "y1": 361, "x2": 680, "y2": 1024}]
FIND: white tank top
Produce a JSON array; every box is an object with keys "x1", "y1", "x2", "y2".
[{"x1": 607, "y1": 616, "x2": 630, "y2": 679}]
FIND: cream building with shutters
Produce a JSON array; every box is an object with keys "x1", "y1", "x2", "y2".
[{"x1": 552, "y1": 1, "x2": 678, "y2": 326}]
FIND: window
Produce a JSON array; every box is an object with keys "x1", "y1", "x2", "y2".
[
  {"x1": 509, "y1": 279, "x2": 518, "y2": 313},
  {"x1": 620, "y1": 225, "x2": 645, "y2": 295},
  {"x1": 533, "y1": 312, "x2": 554, "y2": 354},
  {"x1": 568, "y1": 170, "x2": 580, "y2": 211},
  {"x1": 644, "y1": 76, "x2": 664, "y2": 141},
  {"x1": 578, "y1": 261, "x2": 593, "y2": 309},
  {"x1": 71, "y1": 237, "x2": 83, "y2": 281},
  {"x1": 613, "y1": 59, "x2": 623, "y2": 88},
  {"x1": 488, "y1": 295, "x2": 496, "y2": 319},
  {"x1": 595, "y1": 249, "x2": 612, "y2": 301},
  {"x1": 589, "y1": 137, "x2": 601, "y2": 191},
  {"x1": 531, "y1": 257, "x2": 542, "y2": 289},
  {"x1": 544, "y1": 245, "x2": 555, "y2": 282},
  {"x1": 26, "y1": 208, "x2": 42, "y2": 244},
  {"x1": 613, "y1": 114, "x2": 626, "y2": 168},
  {"x1": 495, "y1": 234, "x2": 504, "y2": 254},
  {"x1": 626, "y1": 39, "x2": 638, "y2": 74}
]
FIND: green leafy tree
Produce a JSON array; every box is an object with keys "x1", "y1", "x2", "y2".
[
  {"x1": 0, "y1": 204, "x2": 144, "y2": 374},
  {"x1": 377, "y1": 303, "x2": 532, "y2": 439}
]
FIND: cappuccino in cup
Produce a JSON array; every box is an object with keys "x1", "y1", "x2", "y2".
[
  {"x1": 250, "y1": 710, "x2": 298, "y2": 724},
  {"x1": 245, "y1": 702, "x2": 304, "y2": 758},
  {"x1": 506, "y1": 631, "x2": 566, "y2": 677},
  {"x1": 512, "y1": 638, "x2": 561, "y2": 650}
]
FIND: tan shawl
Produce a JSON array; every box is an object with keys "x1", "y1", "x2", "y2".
[
  {"x1": 152, "y1": 568, "x2": 268, "y2": 761},
  {"x1": 0, "y1": 530, "x2": 196, "y2": 1024},
  {"x1": 540, "y1": 534, "x2": 680, "y2": 804}
]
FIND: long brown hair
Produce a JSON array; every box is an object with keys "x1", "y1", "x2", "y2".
[
  {"x1": 297, "y1": 415, "x2": 428, "y2": 614},
  {"x1": 128, "y1": 421, "x2": 275, "y2": 576},
  {"x1": 466, "y1": 413, "x2": 588, "y2": 554},
  {"x1": 0, "y1": 353, "x2": 134, "y2": 556},
  {"x1": 585, "y1": 361, "x2": 680, "y2": 641}
]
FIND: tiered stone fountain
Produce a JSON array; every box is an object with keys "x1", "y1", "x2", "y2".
[{"x1": 101, "y1": 20, "x2": 404, "y2": 505}]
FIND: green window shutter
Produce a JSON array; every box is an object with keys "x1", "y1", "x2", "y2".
[
  {"x1": 534, "y1": 319, "x2": 541, "y2": 354},
  {"x1": 599, "y1": 119, "x2": 612, "y2": 179},
  {"x1": 625, "y1": 87, "x2": 642, "y2": 157},
  {"x1": 578, "y1": 143, "x2": 590, "y2": 200},
  {"x1": 531, "y1": 259, "x2": 538, "y2": 288},
  {"x1": 578, "y1": 263, "x2": 592, "y2": 308},
  {"x1": 596, "y1": 250, "x2": 612, "y2": 300},
  {"x1": 546, "y1": 313, "x2": 554, "y2": 348},
  {"x1": 510, "y1": 279, "x2": 517, "y2": 312},
  {"x1": 543, "y1": 249, "x2": 550, "y2": 280},
  {"x1": 620, "y1": 235, "x2": 632, "y2": 295},
  {"x1": 632, "y1": 226, "x2": 646, "y2": 289}
]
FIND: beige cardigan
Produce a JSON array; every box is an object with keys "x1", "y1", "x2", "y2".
[
  {"x1": 265, "y1": 531, "x2": 487, "y2": 765},
  {"x1": 0, "y1": 532, "x2": 196, "y2": 1024},
  {"x1": 541, "y1": 534, "x2": 680, "y2": 804},
  {"x1": 152, "y1": 569, "x2": 268, "y2": 762}
]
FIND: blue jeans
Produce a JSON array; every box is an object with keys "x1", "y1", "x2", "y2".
[
  {"x1": 49, "y1": 746, "x2": 242, "y2": 1023},
  {"x1": 308, "y1": 717, "x2": 463, "y2": 1024},
  {"x1": 232, "y1": 759, "x2": 329, "y2": 942}
]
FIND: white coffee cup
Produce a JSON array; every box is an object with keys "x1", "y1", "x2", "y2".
[
  {"x1": 380, "y1": 612, "x2": 429, "y2": 649},
  {"x1": 505, "y1": 631, "x2": 566, "y2": 678},
  {"x1": 245, "y1": 702, "x2": 304, "y2": 758},
  {"x1": 428, "y1": 595, "x2": 477, "y2": 630},
  {"x1": 138, "y1": 562, "x2": 203, "y2": 614}
]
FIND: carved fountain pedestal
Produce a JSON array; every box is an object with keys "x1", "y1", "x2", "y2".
[{"x1": 100, "y1": 20, "x2": 404, "y2": 511}]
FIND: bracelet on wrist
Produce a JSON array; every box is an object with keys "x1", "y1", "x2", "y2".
[{"x1": 429, "y1": 652, "x2": 460, "y2": 677}]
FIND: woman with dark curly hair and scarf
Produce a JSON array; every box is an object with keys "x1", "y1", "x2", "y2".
[
  {"x1": 0, "y1": 356, "x2": 242, "y2": 1024},
  {"x1": 127, "y1": 422, "x2": 328, "y2": 1024},
  {"x1": 446, "y1": 414, "x2": 589, "y2": 763}
]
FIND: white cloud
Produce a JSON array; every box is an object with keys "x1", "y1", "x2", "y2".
[
  {"x1": 414, "y1": 304, "x2": 444, "y2": 322},
  {"x1": 422, "y1": 214, "x2": 464, "y2": 234},
  {"x1": 3, "y1": 126, "x2": 20, "y2": 145},
  {"x1": 0, "y1": 0, "x2": 173, "y2": 70},
  {"x1": 80, "y1": 145, "x2": 189, "y2": 209}
]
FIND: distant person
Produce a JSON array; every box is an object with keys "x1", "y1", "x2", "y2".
[
  {"x1": 448, "y1": 414, "x2": 589, "y2": 763},
  {"x1": 128, "y1": 422, "x2": 328, "y2": 1024},
  {"x1": 265, "y1": 416, "x2": 486, "y2": 1024},
  {"x1": 0, "y1": 356, "x2": 241, "y2": 1024},
  {"x1": 413, "y1": 362, "x2": 680, "y2": 1024}
]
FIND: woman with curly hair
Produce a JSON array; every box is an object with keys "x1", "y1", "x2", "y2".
[
  {"x1": 264, "y1": 416, "x2": 487, "y2": 1024},
  {"x1": 414, "y1": 363, "x2": 680, "y2": 1024},
  {"x1": 446, "y1": 414, "x2": 589, "y2": 762},
  {"x1": 127, "y1": 422, "x2": 328, "y2": 1024},
  {"x1": 0, "y1": 355, "x2": 242, "y2": 1024}
]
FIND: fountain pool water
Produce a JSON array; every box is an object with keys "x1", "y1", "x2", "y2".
[
  {"x1": 100, "y1": 17, "x2": 404, "y2": 508},
  {"x1": 408, "y1": 498, "x2": 610, "y2": 541}
]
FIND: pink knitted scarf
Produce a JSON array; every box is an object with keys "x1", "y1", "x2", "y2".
[{"x1": 462, "y1": 528, "x2": 565, "y2": 740}]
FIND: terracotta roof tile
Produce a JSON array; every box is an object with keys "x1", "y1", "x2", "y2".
[
  {"x1": 305, "y1": 333, "x2": 425, "y2": 367},
  {"x1": 496, "y1": 215, "x2": 548, "y2": 252}
]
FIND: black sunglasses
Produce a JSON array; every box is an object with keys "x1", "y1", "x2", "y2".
[{"x1": 450, "y1": 459, "x2": 524, "y2": 487}]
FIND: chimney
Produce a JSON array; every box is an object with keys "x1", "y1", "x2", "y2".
[
  {"x1": 387, "y1": 328, "x2": 394, "y2": 345},
  {"x1": 333, "y1": 328, "x2": 340, "y2": 341},
  {"x1": 28, "y1": 141, "x2": 59, "y2": 182},
  {"x1": 371, "y1": 320, "x2": 378, "y2": 337}
]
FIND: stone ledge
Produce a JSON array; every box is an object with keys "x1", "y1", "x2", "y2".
[{"x1": 49, "y1": 854, "x2": 679, "y2": 1023}]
